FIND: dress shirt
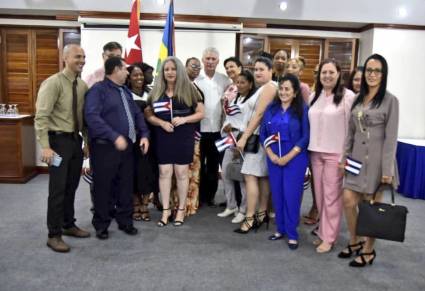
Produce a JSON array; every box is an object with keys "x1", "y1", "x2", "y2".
[
  {"x1": 84, "y1": 78, "x2": 150, "y2": 143},
  {"x1": 308, "y1": 89, "x2": 355, "y2": 154},
  {"x1": 195, "y1": 70, "x2": 231, "y2": 132},
  {"x1": 83, "y1": 67, "x2": 105, "y2": 89},
  {"x1": 35, "y1": 68, "x2": 88, "y2": 148}
]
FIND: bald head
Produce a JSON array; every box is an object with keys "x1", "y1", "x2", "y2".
[{"x1": 63, "y1": 44, "x2": 86, "y2": 75}]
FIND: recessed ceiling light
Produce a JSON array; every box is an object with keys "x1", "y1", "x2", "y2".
[
  {"x1": 280, "y1": 1, "x2": 288, "y2": 11},
  {"x1": 156, "y1": 0, "x2": 166, "y2": 5},
  {"x1": 398, "y1": 6, "x2": 408, "y2": 18}
]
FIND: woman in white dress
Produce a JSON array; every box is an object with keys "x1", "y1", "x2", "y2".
[{"x1": 234, "y1": 57, "x2": 278, "y2": 233}]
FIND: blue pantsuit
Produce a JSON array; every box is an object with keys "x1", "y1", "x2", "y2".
[{"x1": 260, "y1": 103, "x2": 309, "y2": 240}]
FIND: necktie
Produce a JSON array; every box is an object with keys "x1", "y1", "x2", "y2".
[
  {"x1": 119, "y1": 87, "x2": 136, "y2": 143},
  {"x1": 72, "y1": 78, "x2": 79, "y2": 139}
]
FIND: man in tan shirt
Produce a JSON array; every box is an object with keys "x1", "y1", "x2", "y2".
[{"x1": 35, "y1": 44, "x2": 90, "y2": 253}]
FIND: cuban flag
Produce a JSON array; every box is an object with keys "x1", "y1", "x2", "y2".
[
  {"x1": 345, "y1": 157, "x2": 362, "y2": 175},
  {"x1": 225, "y1": 104, "x2": 242, "y2": 116},
  {"x1": 264, "y1": 132, "x2": 281, "y2": 157},
  {"x1": 215, "y1": 134, "x2": 235, "y2": 152},
  {"x1": 194, "y1": 131, "x2": 201, "y2": 142},
  {"x1": 153, "y1": 100, "x2": 173, "y2": 117}
]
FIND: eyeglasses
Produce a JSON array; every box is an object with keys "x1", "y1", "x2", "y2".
[
  {"x1": 190, "y1": 64, "x2": 201, "y2": 70},
  {"x1": 365, "y1": 68, "x2": 382, "y2": 75}
]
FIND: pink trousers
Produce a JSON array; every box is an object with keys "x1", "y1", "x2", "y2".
[{"x1": 310, "y1": 151, "x2": 343, "y2": 244}]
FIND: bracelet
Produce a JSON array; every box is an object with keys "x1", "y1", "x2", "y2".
[{"x1": 293, "y1": 147, "x2": 301, "y2": 153}]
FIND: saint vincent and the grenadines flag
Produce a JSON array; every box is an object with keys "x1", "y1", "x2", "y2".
[{"x1": 156, "y1": 0, "x2": 175, "y2": 73}]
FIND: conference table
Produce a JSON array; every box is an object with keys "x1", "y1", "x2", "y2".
[{"x1": 396, "y1": 139, "x2": 425, "y2": 200}]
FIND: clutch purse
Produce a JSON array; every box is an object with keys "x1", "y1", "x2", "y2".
[
  {"x1": 356, "y1": 184, "x2": 408, "y2": 242},
  {"x1": 237, "y1": 132, "x2": 259, "y2": 154}
]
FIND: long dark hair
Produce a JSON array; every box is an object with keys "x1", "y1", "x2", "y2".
[
  {"x1": 346, "y1": 66, "x2": 363, "y2": 93},
  {"x1": 235, "y1": 70, "x2": 257, "y2": 103},
  {"x1": 351, "y1": 54, "x2": 388, "y2": 110},
  {"x1": 269, "y1": 73, "x2": 304, "y2": 120},
  {"x1": 310, "y1": 59, "x2": 345, "y2": 107}
]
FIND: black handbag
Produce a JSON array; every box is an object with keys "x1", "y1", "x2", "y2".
[
  {"x1": 237, "y1": 132, "x2": 259, "y2": 154},
  {"x1": 356, "y1": 184, "x2": 408, "y2": 242},
  {"x1": 225, "y1": 158, "x2": 244, "y2": 182}
]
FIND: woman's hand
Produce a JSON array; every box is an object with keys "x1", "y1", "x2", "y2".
[
  {"x1": 223, "y1": 123, "x2": 232, "y2": 133},
  {"x1": 236, "y1": 136, "x2": 247, "y2": 152},
  {"x1": 269, "y1": 153, "x2": 280, "y2": 165},
  {"x1": 171, "y1": 116, "x2": 187, "y2": 127},
  {"x1": 277, "y1": 155, "x2": 289, "y2": 166},
  {"x1": 161, "y1": 120, "x2": 174, "y2": 133},
  {"x1": 338, "y1": 160, "x2": 346, "y2": 176},
  {"x1": 381, "y1": 175, "x2": 393, "y2": 184}
]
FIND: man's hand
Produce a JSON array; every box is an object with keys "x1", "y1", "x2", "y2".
[
  {"x1": 41, "y1": 148, "x2": 56, "y2": 165},
  {"x1": 83, "y1": 144, "x2": 89, "y2": 159},
  {"x1": 140, "y1": 137, "x2": 149, "y2": 154},
  {"x1": 114, "y1": 135, "x2": 128, "y2": 151}
]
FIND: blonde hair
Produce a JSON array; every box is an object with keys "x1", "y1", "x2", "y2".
[
  {"x1": 287, "y1": 57, "x2": 304, "y2": 70},
  {"x1": 149, "y1": 56, "x2": 200, "y2": 107}
]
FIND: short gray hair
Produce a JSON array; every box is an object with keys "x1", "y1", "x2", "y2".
[{"x1": 202, "y1": 47, "x2": 219, "y2": 59}]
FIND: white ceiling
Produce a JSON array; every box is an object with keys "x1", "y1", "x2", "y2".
[{"x1": 1, "y1": 0, "x2": 425, "y2": 27}]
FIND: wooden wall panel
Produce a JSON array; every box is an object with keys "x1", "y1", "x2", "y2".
[
  {"x1": 33, "y1": 29, "x2": 59, "y2": 103},
  {"x1": 1, "y1": 29, "x2": 33, "y2": 114},
  {"x1": 298, "y1": 41, "x2": 322, "y2": 87}
]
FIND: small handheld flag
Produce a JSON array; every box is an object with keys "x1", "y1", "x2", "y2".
[
  {"x1": 263, "y1": 132, "x2": 281, "y2": 157},
  {"x1": 225, "y1": 104, "x2": 242, "y2": 116},
  {"x1": 194, "y1": 131, "x2": 202, "y2": 142},
  {"x1": 215, "y1": 135, "x2": 235, "y2": 152},
  {"x1": 345, "y1": 157, "x2": 363, "y2": 175}
]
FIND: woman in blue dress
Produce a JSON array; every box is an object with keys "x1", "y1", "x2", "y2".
[
  {"x1": 145, "y1": 56, "x2": 204, "y2": 227},
  {"x1": 260, "y1": 73, "x2": 309, "y2": 249}
]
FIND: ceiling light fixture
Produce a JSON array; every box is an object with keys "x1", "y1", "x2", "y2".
[
  {"x1": 279, "y1": 1, "x2": 288, "y2": 11},
  {"x1": 397, "y1": 6, "x2": 408, "y2": 18}
]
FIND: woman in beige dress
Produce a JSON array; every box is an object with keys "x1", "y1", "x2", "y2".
[{"x1": 338, "y1": 54, "x2": 399, "y2": 267}]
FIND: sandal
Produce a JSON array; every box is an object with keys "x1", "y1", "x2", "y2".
[
  {"x1": 338, "y1": 241, "x2": 365, "y2": 259},
  {"x1": 132, "y1": 211, "x2": 142, "y2": 221},
  {"x1": 157, "y1": 208, "x2": 172, "y2": 227},
  {"x1": 140, "y1": 204, "x2": 151, "y2": 222},
  {"x1": 302, "y1": 215, "x2": 319, "y2": 225},
  {"x1": 349, "y1": 250, "x2": 376, "y2": 267},
  {"x1": 173, "y1": 208, "x2": 186, "y2": 227}
]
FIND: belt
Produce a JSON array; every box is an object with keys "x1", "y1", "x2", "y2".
[
  {"x1": 48, "y1": 131, "x2": 75, "y2": 137},
  {"x1": 93, "y1": 138, "x2": 110, "y2": 145}
]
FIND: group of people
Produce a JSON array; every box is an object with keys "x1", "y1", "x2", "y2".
[{"x1": 34, "y1": 41, "x2": 399, "y2": 269}]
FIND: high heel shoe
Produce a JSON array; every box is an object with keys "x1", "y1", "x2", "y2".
[
  {"x1": 349, "y1": 250, "x2": 376, "y2": 267},
  {"x1": 157, "y1": 208, "x2": 172, "y2": 227},
  {"x1": 255, "y1": 211, "x2": 269, "y2": 232},
  {"x1": 173, "y1": 208, "x2": 186, "y2": 227},
  {"x1": 338, "y1": 241, "x2": 365, "y2": 259},
  {"x1": 234, "y1": 216, "x2": 256, "y2": 234}
]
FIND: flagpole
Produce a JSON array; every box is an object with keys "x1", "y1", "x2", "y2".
[
  {"x1": 278, "y1": 132, "x2": 282, "y2": 158},
  {"x1": 229, "y1": 132, "x2": 244, "y2": 161},
  {"x1": 170, "y1": 98, "x2": 173, "y2": 120}
]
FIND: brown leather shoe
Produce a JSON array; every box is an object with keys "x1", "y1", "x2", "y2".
[
  {"x1": 63, "y1": 226, "x2": 90, "y2": 238},
  {"x1": 46, "y1": 236, "x2": 70, "y2": 253}
]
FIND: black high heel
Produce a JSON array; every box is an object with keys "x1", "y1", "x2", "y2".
[
  {"x1": 157, "y1": 208, "x2": 172, "y2": 227},
  {"x1": 255, "y1": 211, "x2": 269, "y2": 232},
  {"x1": 234, "y1": 216, "x2": 256, "y2": 234},
  {"x1": 338, "y1": 241, "x2": 365, "y2": 259},
  {"x1": 349, "y1": 250, "x2": 376, "y2": 267},
  {"x1": 173, "y1": 208, "x2": 186, "y2": 227}
]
